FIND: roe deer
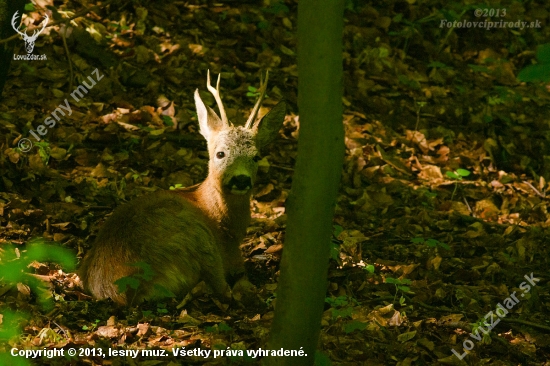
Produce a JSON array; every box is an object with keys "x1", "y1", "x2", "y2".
[{"x1": 80, "y1": 71, "x2": 286, "y2": 305}]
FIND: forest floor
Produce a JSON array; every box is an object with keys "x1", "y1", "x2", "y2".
[{"x1": 1, "y1": 0, "x2": 550, "y2": 365}]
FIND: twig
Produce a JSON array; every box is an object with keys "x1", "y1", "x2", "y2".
[
  {"x1": 271, "y1": 164, "x2": 294, "y2": 171},
  {"x1": 501, "y1": 318, "x2": 550, "y2": 332},
  {"x1": 462, "y1": 195, "x2": 472, "y2": 212},
  {"x1": 51, "y1": 320, "x2": 70, "y2": 338},
  {"x1": 522, "y1": 180, "x2": 545, "y2": 198},
  {"x1": 60, "y1": 23, "x2": 73, "y2": 92}
]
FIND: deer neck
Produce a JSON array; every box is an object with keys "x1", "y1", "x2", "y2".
[{"x1": 196, "y1": 175, "x2": 252, "y2": 240}]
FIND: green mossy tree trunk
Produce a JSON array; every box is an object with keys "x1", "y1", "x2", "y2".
[{"x1": 265, "y1": 0, "x2": 345, "y2": 365}]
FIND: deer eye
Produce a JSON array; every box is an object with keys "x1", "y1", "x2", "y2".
[
  {"x1": 253, "y1": 155, "x2": 261, "y2": 163},
  {"x1": 216, "y1": 152, "x2": 225, "y2": 159}
]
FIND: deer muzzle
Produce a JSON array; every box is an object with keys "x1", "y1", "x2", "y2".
[{"x1": 227, "y1": 175, "x2": 252, "y2": 195}]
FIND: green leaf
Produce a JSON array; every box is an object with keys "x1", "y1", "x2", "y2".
[
  {"x1": 257, "y1": 20, "x2": 269, "y2": 29},
  {"x1": 425, "y1": 238, "x2": 438, "y2": 247},
  {"x1": 329, "y1": 242, "x2": 340, "y2": 260},
  {"x1": 1, "y1": 260, "x2": 27, "y2": 283},
  {"x1": 0, "y1": 311, "x2": 27, "y2": 341},
  {"x1": 114, "y1": 276, "x2": 141, "y2": 292},
  {"x1": 456, "y1": 168, "x2": 470, "y2": 177},
  {"x1": 518, "y1": 64, "x2": 550, "y2": 82},
  {"x1": 468, "y1": 64, "x2": 489, "y2": 73},
  {"x1": 410, "y1": 237, "x2": 425, "y2": 244},
  {"x1": 218, "y1": 322, "x2": 233, "y2": 332},
  {"x1": 427, "y1": 61, "x2": 449, "y2": 69},
  {"x1": 24, "y1": 3, "x2": 35, "y2": 11},
  {"x1": 280, "y1": 44, "x2": 295, "y2": 56},
  {"x1": 331, "y1": 307, "x2": 353, "y2": 319},
  {"x1": 128, "y1": 261, "x2": 155, "y2": 281},
  {"x1": 26, "y1": 241, "x2": 76, "y2": 271},
  {"x1": 263, "y1": 1, "x2": 289, "y2": 14},
  {"x1": 161, "y1": 115, "x2": 174, "y2": 126},
  {"x1": 392, "y1": 14, "x2": 403, "y2": 23},
  {"x1": 536, "y1": 43, "x2": 550, "y2": 63},
  {"x1": 446, "y1": 171, "x2": 459, "y2": 179},
  {"x1": 344, "y1": 320, "x2": 367, "y2": 333},
  {"x1": 0, "y1": 352, "x2": 29, "y2": 366},
  {"x1": 153, "y1": 284, "x2": 175, "y2": 298},
  {"x1": 365, "y1": 264, "x2": 375, "y2": 273}
]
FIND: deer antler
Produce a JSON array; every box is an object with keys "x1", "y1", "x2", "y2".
[
  {"x1": 34, "y1": 14, "x2": 49, "y2": 39},
  {"x1": 11, "y1": 11, "x2": 26, "y2": 38},
  {"x1": 245, "y1": 71, "x2": 269, "y2": 129},
  {"x1": 11, "y1": 12, "x2": 49, "y2": 41},
  {"x1": 207, "y1": 70, "x2": 229, "y2": 127}
]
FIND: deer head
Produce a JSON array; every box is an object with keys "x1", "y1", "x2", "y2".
[
  {"x1": 194, "y1": 71, "x2": 286, "y2": 196},
  {"x1": 11, "y1": 11, "x2": 49, "y2": 54}
]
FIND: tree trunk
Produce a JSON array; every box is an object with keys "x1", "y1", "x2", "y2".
[{"x1": 265, "y1": 0, "x2": 345, "y2": 365}]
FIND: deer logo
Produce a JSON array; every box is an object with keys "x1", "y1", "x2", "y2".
[{"x1": 11, "y1": 11, "x2": 49, "y2": 54}]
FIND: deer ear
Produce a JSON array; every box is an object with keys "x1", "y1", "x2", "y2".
[
  {"x1": 194, "y1": 89, "x2": 224, "y2": 139},
  {"x1": 255, "y1": 101, "x2": 286, "y2": 148}
]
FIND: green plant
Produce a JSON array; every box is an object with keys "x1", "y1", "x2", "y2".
[
  {"x1": 470, "y1": 319, "x2": 492, "y2": 344},
  {"x1": 34, "y1": 141, "x2": 51, "y2": 164},
  {"x1": 205, "y1": 322, "x2": 233, "y2": 334},
  {"x1": 325, "y1": 296, "x2": 358, "y2": 320},
  {"x1": 265, "y1": 292, "x2": 277, "y2": 307},
  {"x1": 0, "y1": 240, "x2": 75, "y2": 366},
  {"x1": 446, "y1": 168, "x2": 470, "y2": 200},
  {"x1": 262, "y1": 1, "x2": 289, "y2": 15},
  {"x1": 246, "y1": 85, "x2": 268, "y2": 99},
  {"x1": 156, "y1": 303, "x2": 168, "y2": 315},
  {"x1": 82, "y1": 319, "x2": 100, "y2": 331},
  {"x1": 364, "y1": 264, "x2": 375, "y2": 273},
  {"x1": 518, "y1": 43, "x2": 550, "y2": 82},
  {"x1": 114, "y1": 261, "x2": 175, "y2": 303},
  {"x1": 385, "y1": 277, "x2": 411, "y2": 305},
  {"x1": 161, "y1": 115, "x2": 174, "y2": 126},
  {"x1": 411, "y1": 237, "x2": 450, "y2": 250},
  {"x1": 1, "y1": 239, "x2": 75, "y2": 308},
  {"x1": 421, "y1": 189, "x2": 437, "y2": 209}
]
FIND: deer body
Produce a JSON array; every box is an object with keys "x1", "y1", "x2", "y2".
[{"x1": 80, "y1": 72, "x2": 285, "y2": 305}]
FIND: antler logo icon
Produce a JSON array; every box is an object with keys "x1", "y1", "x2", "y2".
[{"x1": 11, "y1": 11, "x2": 49, "y2": 54}]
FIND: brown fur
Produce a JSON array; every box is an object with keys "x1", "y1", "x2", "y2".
[{"x1": 80, "y1": 73, "x2": 286, "y2": 305}]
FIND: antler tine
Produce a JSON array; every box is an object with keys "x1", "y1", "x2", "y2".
[
  {"x1": 11, "y1": 11, "x2": 25, "y2": 37},
  {"x1": 245, "y1": 70, "x2": 269, "y2": 129},
  {"x1": 39, "y1": 14, "x2": 49, "y2": 33},
  {"x1": 206, "y1": 70, "x2": 229, "y2": 126}
]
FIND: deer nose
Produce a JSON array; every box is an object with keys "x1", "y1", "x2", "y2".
[{"x1": 229, "y1": 175, "x2": 252, "y2": 190}]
